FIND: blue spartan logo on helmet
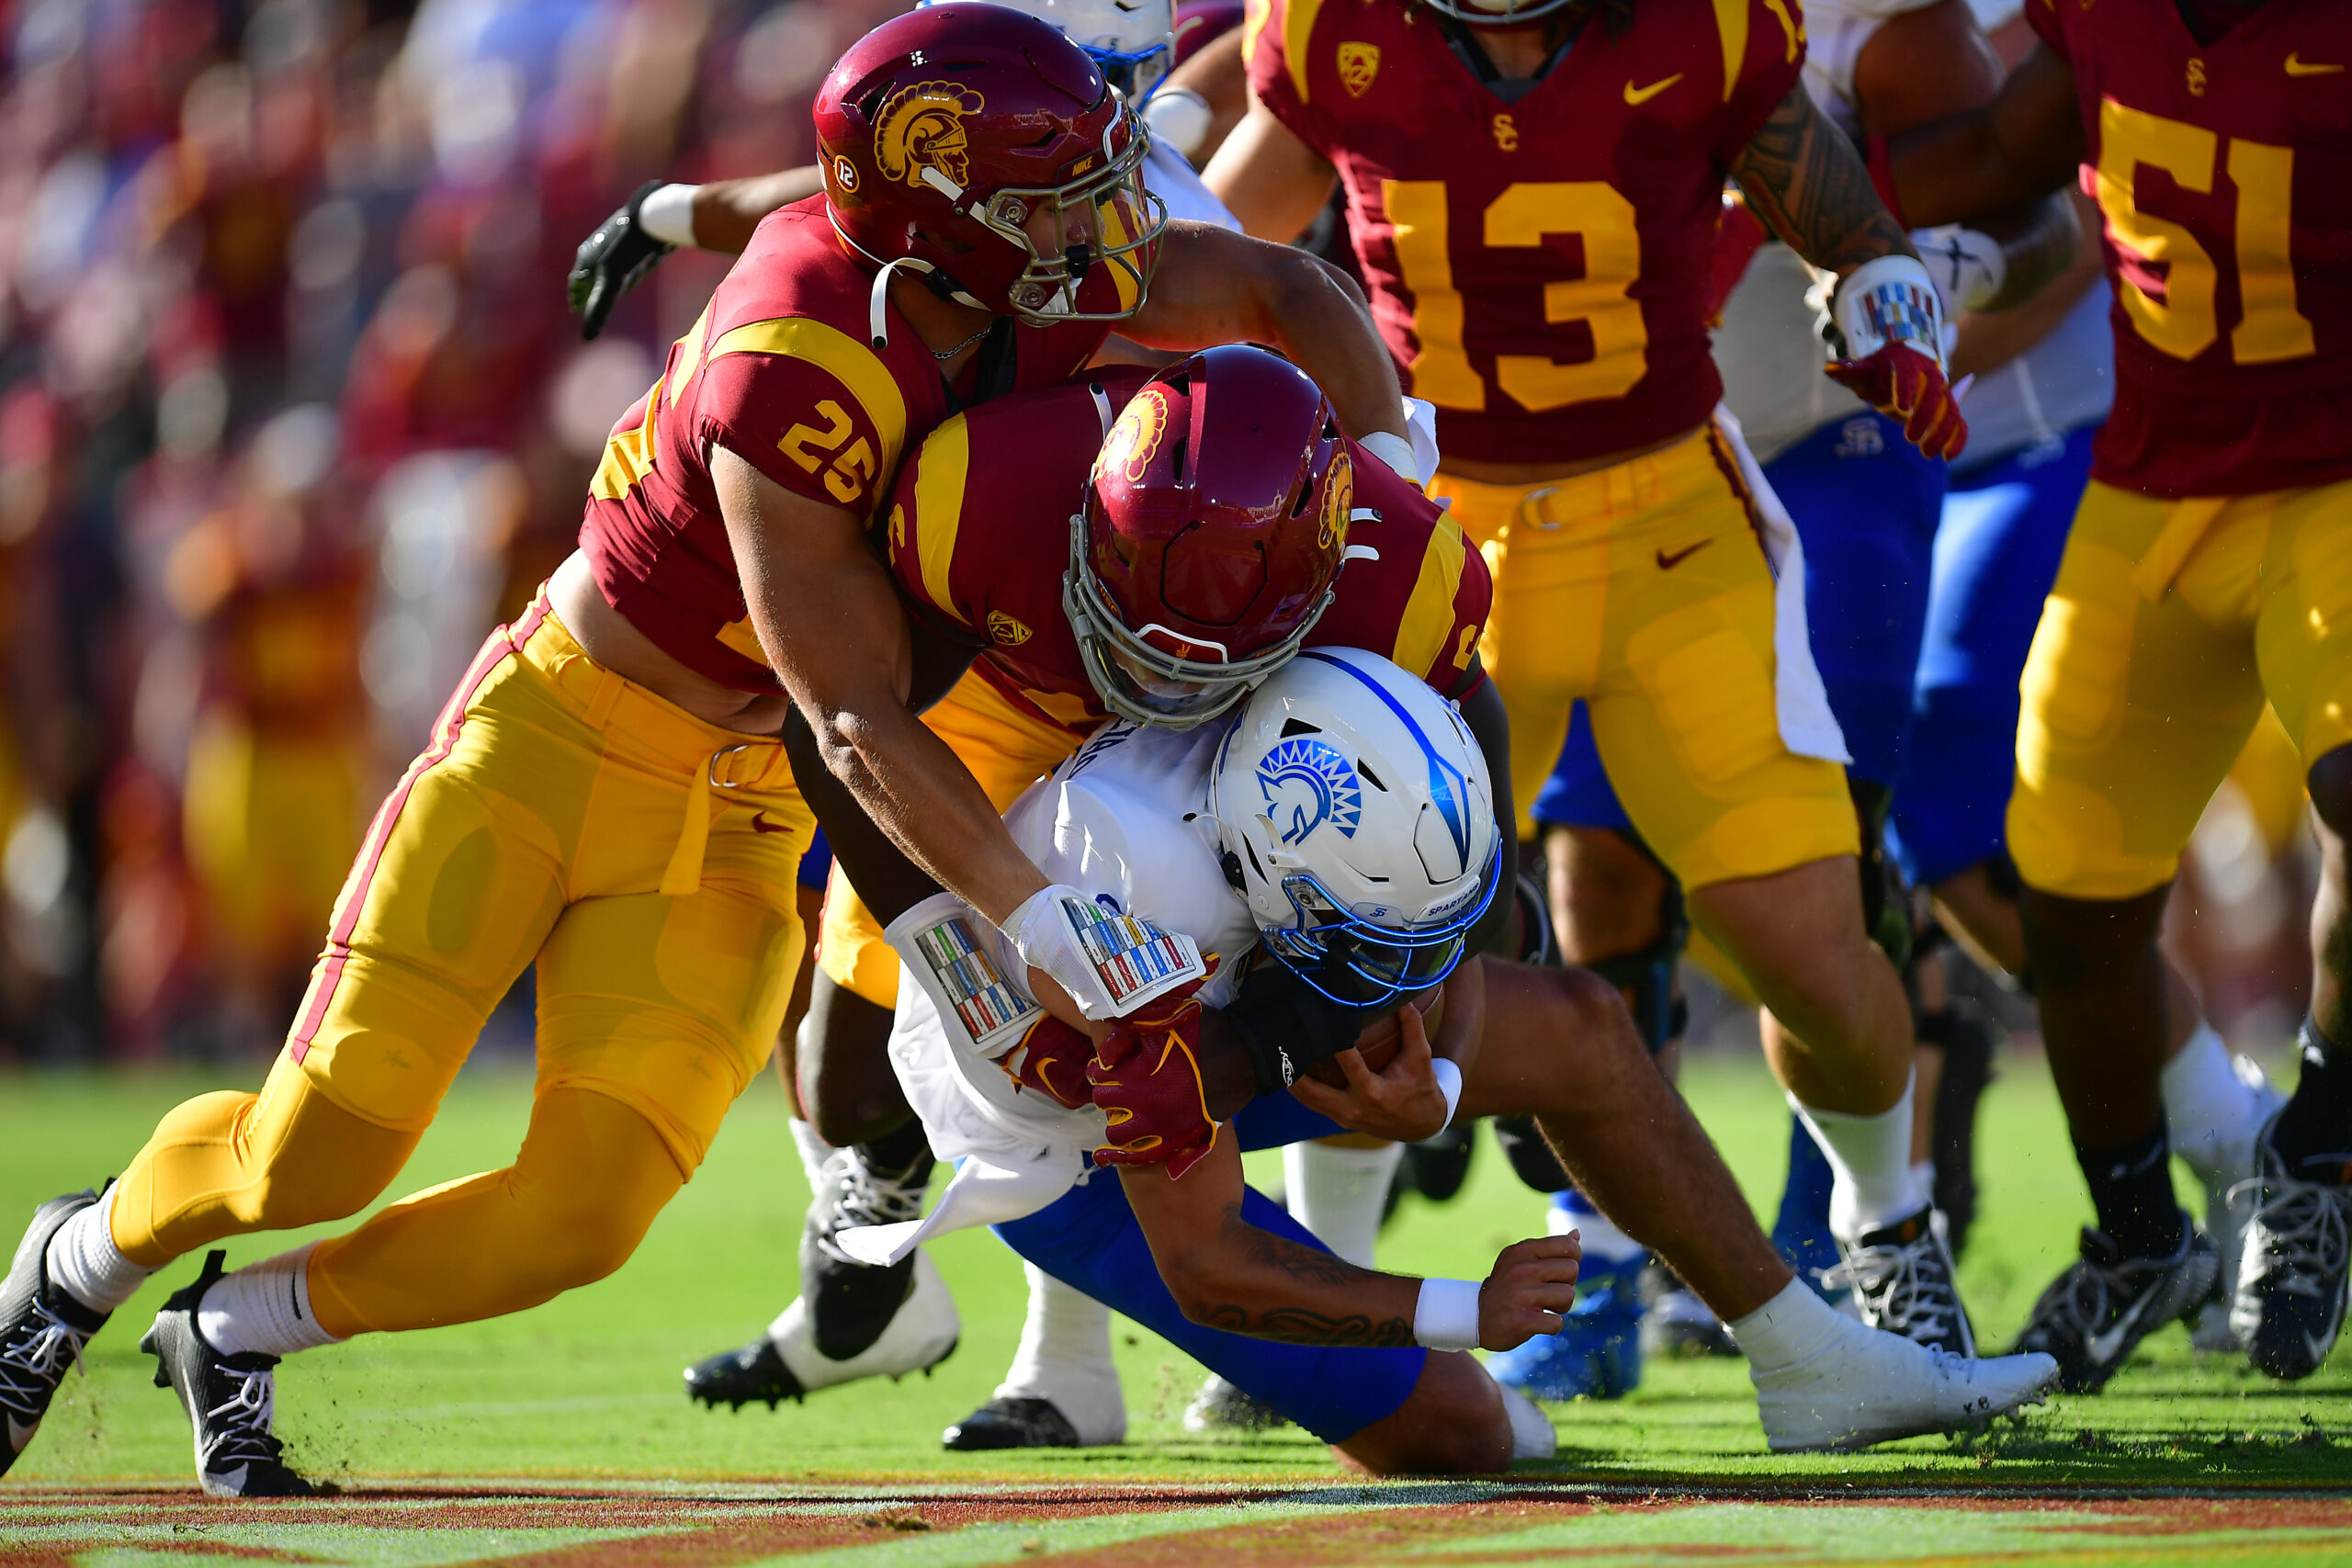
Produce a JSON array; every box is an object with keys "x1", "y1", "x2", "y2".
[{"x1": 1256, "y1": 738, "x2": 1363, "y2": 847}]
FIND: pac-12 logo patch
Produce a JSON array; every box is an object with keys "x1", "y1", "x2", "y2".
[
  {"x1": 1258, "y1": 738, "x2": 1363, "y2": 846},
  {"x1": 986, "y1": 610, "x2": 1033, "y2": 646},
  {"x1": 1338, "y1": 41, "x2": 1379, "y2": 96},
  {"x1": 1096, "y1": 387, "x2": 1170, "y2": 485},
  {"x1": 875, "y1": 82, "x2": 987, "y2": 189}
]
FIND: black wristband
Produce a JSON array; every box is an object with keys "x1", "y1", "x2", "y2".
[{"x1": 1220, "y1": 961, "x2": 1384, "y2": 1096}]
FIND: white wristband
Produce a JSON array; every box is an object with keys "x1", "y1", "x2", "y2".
[
  {"x1": 638, "y1": 183, "x2": 701, "y2": 249},
  {"x1": 1430, "y1": 1056, "x2": 1464, "y2": 1129},
  {"x1": 1414, "y1": 1277, "x2": 1482, "y2": 1351},
  {"x1": 1139, "y1": 85, "x2": 1213, "y2": 163},
  {"x1": 1907, "y1": 224, "x2": 2007, "y2": 314},
  {"x1": 1831, "y1": 254, "x2": 1947, "y2": 369},
  {"x1": 1358, "y1": 429, "x2": 1422, "y2": 490}
]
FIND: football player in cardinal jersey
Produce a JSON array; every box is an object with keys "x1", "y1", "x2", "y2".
[
  {"x1": 1878, "y1": 0, "x2": 2352, "y2": 1391},
  {"x1": 0, "y1": 8, "x2": 1414, "y2": 1495},
  {"x1": 786, "y1": 648, "x2": 2057, "y2": 1470},
  {"x1": 1202, "y1": 0, "x2": 1987, "y2": 1368},
  {"x1": 684, "y1": 344, "x2": 1501, "y2": 1447}
]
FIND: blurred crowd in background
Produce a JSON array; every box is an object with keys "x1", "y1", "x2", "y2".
[{"x1": 0, "y1": 0, "x2": 2318, "y2": 1066}]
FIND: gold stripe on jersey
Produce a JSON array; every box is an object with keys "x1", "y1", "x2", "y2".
[
  {"x1": 717, "y1": 618, "x2": 771, "y2": 668},
  {"x1": 1394, "y1": 512, "x2": 1472, "y2": 681},
  {"x1": 666, "y1": 304, "x2": 715, "y2": 412},
  {"x1": 591, "y1": 369, "x2": 668, "y2": 502},
  {"x1": 710, "y1": 316, "x2": 911, "y2": 493},
  {"x1": 913, "y1": 414, "x2": 975, "y2": 627},
  {"x1": 1713, "y1": 0, "x2": 1747, "y2": 101},
  {"x1": 1249, "y1": 0, "x2": 1320, "y2": 104}
]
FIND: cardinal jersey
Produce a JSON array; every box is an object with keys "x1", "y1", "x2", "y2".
[
  {"x1": 579, "y1": 197, "x2": 1115, "y2": 690},
  {"x1": 884, "y1": 372, "x2": 1494, "y2": 729},
  {"x1": 2028, "y1": 0, "x2": 2352, "y2": 497},
  {"x1": 1246, "y1": 0, "x2": 1805, "y2": 466}
]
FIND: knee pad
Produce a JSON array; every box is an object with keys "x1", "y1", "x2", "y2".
[
  {"x1": 1848, "y1": 776, "x2": 1915, "y2": 969},
  {"x1": 1511, "y1": 868, "x2": 1559, "y2": 967},
  {"x1": 1580, "y1": 867, "x2": 1690, "y2": 1056}
]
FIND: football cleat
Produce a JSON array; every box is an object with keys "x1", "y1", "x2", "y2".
[
  {"x1": 1639, "y1": 1263, "x2": 1740, "y2": 1359},
  {"x1": 0, "y1": 1190, "x2": 109, "y2": 1477},
  {"x1": 1753, "y1": 1314, "x2": 2056, "y2": 1452},
  {"x1": 2228, "y1": 1132, "x2": 2351, "y2": 1382},
  {"x1": 803, "y1": 1142, "x2": 935, "y2": 1361},
  {"x1": 2190, "y1": 1056, "x2": 2287, "y2": 1353},
  {"x1": 779, "y1": 1247, "x2": 959, "y2": 1394},
  {"x1": 141, "y1": 1252, "x2": 316, "y2": 1498},
  {"x1": 684, "y1": 1336, "x2": 800, "y2": 1411},
  {"x1": 1821, "y1": 1207, "x2": 1974, "y2": 1356},
  {"x1": 2010, "y1": 1221, "x2": 2217, "y2": 1393},
  {"x1": 943, "y1": 1396, "x2": 1081, "y2": 1450},
  {"x1": 1182, "y1": 1374, "x2": 1286, "y2": 1434},
  {"x1": 1486, "y1": 1250, "x2": 1643, "y2": 1401}
]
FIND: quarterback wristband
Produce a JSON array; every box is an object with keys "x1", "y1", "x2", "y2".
[
  {"x1": 1430, "y1": 1056, "x2": 1464, "y2": 1130},
  {"x1": 1139, "y1": 85, "x2": 1212, "y2": 163},
  {"x1": 1414, "y1": 1278, "x2": 1481, "y2": 1351},
  {"x1": 638, "y1": 183, "x2": 700, "y2": 248},
  {"x1": 1831, "y1": 254, "x2": 1947, "y2": 367}
]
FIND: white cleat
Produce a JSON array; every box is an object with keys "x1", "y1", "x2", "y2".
[
  {"x1": 1752, "y1": 1312, "x2": 2057, "y2": 1453},
  {"x1": 2191, "y1": 1055, "x2": 2288, "y2": 1353},
  {"x1": 1493, "y1": 1377, "x2": 1557, "y2": 1462},
  {"x1": 769, "y1": 1248, "x2": 960, "y2": 1393}
]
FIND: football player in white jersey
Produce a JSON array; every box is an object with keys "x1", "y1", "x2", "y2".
[{"x1": 796, "y1": 647, "x2": 2061, "y2": 1469}]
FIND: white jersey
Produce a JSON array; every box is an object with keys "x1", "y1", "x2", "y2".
[
  {"x1": 1713, "y1": 0, "x2": 1937, "y2": 463},
  {"x1": 1146, "y1": 139, "x2": 1240, "y2": 231},
  {"x1": 887, "y1": 721, "x2": 1256, "y2": 1199}
]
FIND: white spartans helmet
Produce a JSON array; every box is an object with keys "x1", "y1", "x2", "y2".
[
  {"x1": 1207, "y1": 647, "x2": 1500, "y2": 1008},
  {"x1": 921, "y1": 0, "x2": 1175, "y2": 100}
]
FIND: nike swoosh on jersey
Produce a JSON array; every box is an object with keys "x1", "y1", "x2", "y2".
[
  {"x1": 1656, "y1": 540, "x2": 1712, "y2": 570},
  {"x1": 1623, "y1": 73, "x2": 1684, "y2": 106},
  {"x1": 751, "y1": 812, "x2": 793, "y2": 835},
  {"x1": 2285, "y1": 52, "x2": 2344, "y2": 75},
  {"x1": 2086, "y1": 1288, "x2": 2165, "y2": 1366}
]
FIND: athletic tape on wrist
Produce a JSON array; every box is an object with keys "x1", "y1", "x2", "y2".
[
  {"x1": 1414, "y1": 1277, "x2": 1481, "y2": 1351},
  {"x1": 638, "y1": 183, "x2": 699, "y2": 248},
  {"x1": 1831, "y1": 254, "x2": 1946, "y2": 367},
  {"x1": 1430, "y1": 1057, "x2": 1464, "y2": 1130},
  {"x1": 886, "y1": 891, "x2": 1042, "y2": 1056},
  {"x1": 1358, "y1": 430, "x2": 1421, "y2": 490}
]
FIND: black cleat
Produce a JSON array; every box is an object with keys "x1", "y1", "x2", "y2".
[
  {"x1": 2011, "y1": 1221, "x2": 2218, "y2": 1394},
  {"x1": 140, "y1": 1251, "x2": 316, "y2": 1497},
  {"x1": 1182, "y1": 1374, "x2": 1286, "y2": 1434},
  {"x1": 1822, "y1": 1207, "x2": 1976, "y2": 1356},
  {"x1": 2229, "y1": 1134, "x2": 2350, "y2": 1382},
  {"x1": 684, "y1": 1336, "x2": 805, "y2": 1410},
  {"x1": 1, "y1": 1190, "x2": 109, "y2": 1477},
  {"x1": 804, "y1": 1144, "x2": 934, "y2": 1361},
  {"x1": 942, "y1": 1396, "x2": 1081, "y2": 1450}
]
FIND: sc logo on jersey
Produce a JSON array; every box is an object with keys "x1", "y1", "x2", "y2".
[
  {"x1": 1257, "y1": 738, "x2": 1363, "y2": 847},
  {"x1": 875, "y1": 81, "x2": 987, "y2": 189}
]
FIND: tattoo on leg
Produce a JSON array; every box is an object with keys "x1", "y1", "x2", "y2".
[{"x1": 1730, "y1": 84, "x2": 1912, "y2": 276}]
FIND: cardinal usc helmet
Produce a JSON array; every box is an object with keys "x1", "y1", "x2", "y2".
[
  {"x1": 1208, "y1": 648, "x2": 1501, "y2": 1009},
  {"x1": 1063, "y1": 344, "x2": 1351, "y2": 729},
  {"x1": 816, "y1": 6, "x2": 1166, "y2": 325}
]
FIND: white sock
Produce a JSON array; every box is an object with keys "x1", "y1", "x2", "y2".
[
  {"x1": 1726, "y1": 1276, "x2": 1852, "y2": 1376},
  {"x1": 788, "y1": 1117, "x2": 834, "y2": 1191},
  {"x1": 1910, "y1": 1158, "x2": 1936, "y2": 1201},
  {"x1": 2163, "y1": 1022, "x2": 2265, "y2": 1191},
  {"x1": 1792, "y1": 1074, "x2": 1930, "y2": 1241},
  {"x1": 1547, "y1": 1192, "x2": 1645, "y2": 1265},
  {"x1": 44, "y1": 1186, "x2": 154, "y2": 1314},
  {"x1": 197, "y1": 1244, "x2": 342, "y2": 1359},
  {"x1": 1283, "y1": 1141, "x2": 1403, "y2": 1269},
  {"x1": 995, "y1": 1263, "x2": 1125, "y2": 1444}
]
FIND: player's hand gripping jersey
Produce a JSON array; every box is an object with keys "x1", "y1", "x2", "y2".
[
  {"x1": 1244, "y1": 0, "x2": 1806, "y2": 465},
  {"x1": 884, "y1": 368, "x2": 1496, "y2": 732},
  {"x1": 2027, "y1": 0, "x2": 2352, "y2": 498},
  {"x1": 579, "y1": 197, "x2": 1125, "y2": 692}
]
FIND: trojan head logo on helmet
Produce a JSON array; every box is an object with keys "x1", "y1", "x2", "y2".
[
  {"x1": 816, "y1": 6, "x2": 1168, "y2": 328},
  {"x1": 873, "y1": 83, "x2": 988, "y2": 189},
  {"x1": 1208, "y1": 648, "x2": 1501, "y2": 1010},
  {"x1": 1063, "y1": 344, "x2": 1351, "y2": 729}
]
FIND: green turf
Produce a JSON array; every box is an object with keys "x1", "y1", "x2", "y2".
[{"x1": 0, "y1": 1048, "x2": 2345, "y2": 1493}]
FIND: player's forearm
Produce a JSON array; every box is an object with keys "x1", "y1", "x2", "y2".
[
  {"x1": 1884, "y1": 49, "x2": 2082, "y2": 230},
  {"x1": 1145, "y1": 1189, "x2": 1421, "y2": 1346},
  {"x1": 689, "y1": 168, "x2": 825, "y2": 253},
  {"x1": 1255, "y1": 255, "x2": 1407, "y2": 442},
  {"x1": 1947, "y1": 194, "x2": 2103, "y2": 379},
  {"x1": 1201, "y1": 102, "x2": 1339, "y2": 241},
  {"x1": 1967, "y1": 191, "x2": 2080, "y2": 312},
  {"x1": 1731, "y1": 85, "x2": 1917, "y2": 276}
]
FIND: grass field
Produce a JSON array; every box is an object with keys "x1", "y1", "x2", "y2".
[{"x1": 4, "y1": 1046, "x2": 2348, "y2": 1565}]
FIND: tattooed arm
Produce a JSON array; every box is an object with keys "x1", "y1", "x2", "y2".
[
  {"x1": 1728, "y1": 83, "x2": 1917, "y2": 276},
  {"x1": 1119, "y1": 1131, "x2": 1578, "y2": 1348}
]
